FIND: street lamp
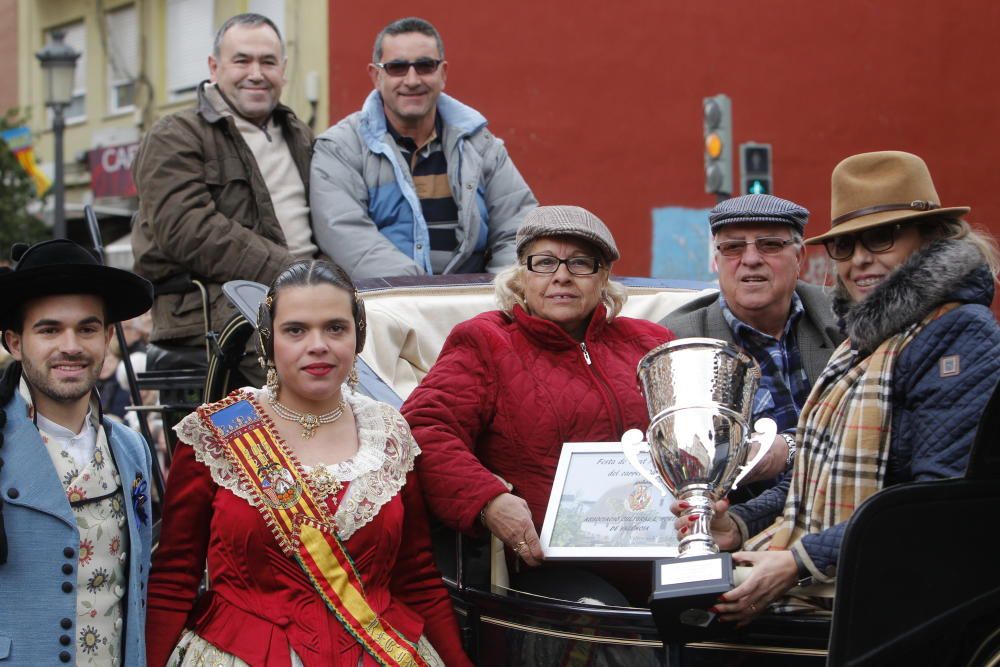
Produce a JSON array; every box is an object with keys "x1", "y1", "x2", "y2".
[{"x1": 36, "y1": 30, "x2": 80, "y2": 239}]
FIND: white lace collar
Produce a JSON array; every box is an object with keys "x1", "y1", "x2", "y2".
[
  {"x1": 244, "y1": 387, "x2": 388, "y2": 481},
  {"x1": 176, "y1": 386, "x2": 420, "y2": 540}
]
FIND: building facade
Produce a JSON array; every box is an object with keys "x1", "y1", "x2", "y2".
[
  {"x1": 16, "y1": 0, "x2": 329, "y2": 262},
  {"x1": 325, "y1": 1, "x2": 1000, "y2": 311}
]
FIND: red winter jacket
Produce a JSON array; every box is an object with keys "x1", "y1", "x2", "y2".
[{"x1": 402, "y1": 304, "x2": 675, "y2": 533}]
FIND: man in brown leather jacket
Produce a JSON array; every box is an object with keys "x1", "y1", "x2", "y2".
[{"x1": 131, "y1": 13, "x2": 316, "y2": 365}]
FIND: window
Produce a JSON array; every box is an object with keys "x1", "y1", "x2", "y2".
[
  {"x1": 165, "y1": 0, "x2": 214, "y2": 97},
  {"x1": 106, "y1": 5, "x2": 138, "y2": 114},
  {"x1": 48, "y1": 21, "x2": 87, "y2": 122},
  {"x1": 248, "y1": 0, "x2": 286, "y2": 40}
]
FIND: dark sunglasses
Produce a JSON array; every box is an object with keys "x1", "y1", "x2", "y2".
[
  {"x1": 715, "y1": 237, "x2": 796, "y2": 258},
  {"x1": 374, "y1": 58, "x2": 443, "y2": 77},
  {"x1": 823, "y1": 224, "x2": 902, "y2": 261}
]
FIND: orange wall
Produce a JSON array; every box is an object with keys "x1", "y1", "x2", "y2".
[{"x1": 327, "y1": 1, "x2": 1000, "y2": 308}]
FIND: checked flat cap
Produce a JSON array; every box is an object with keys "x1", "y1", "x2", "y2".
[{"x1": 709, "y1": 194, "x2": 809, "y2": 235}]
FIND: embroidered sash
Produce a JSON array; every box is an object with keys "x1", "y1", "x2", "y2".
[{"x1": 200, "y1": 395, "x2": 428, "y2": 667}]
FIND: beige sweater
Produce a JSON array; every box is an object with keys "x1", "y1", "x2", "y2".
[{"x1": 206, "y1": 84, "x2": 317, "y2": 260}]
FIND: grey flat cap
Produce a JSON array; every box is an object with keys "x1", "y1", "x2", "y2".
[
  {"x1": 709, "y1": 194, "x2": 809, "y2": 235},
  {"x1": 515, "y1": 205, "x2": 620, "y2": 262}
]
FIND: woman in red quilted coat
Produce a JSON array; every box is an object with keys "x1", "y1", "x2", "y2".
[{"x1": 402, "y1": 205, "x2": 675, "y2": 603}]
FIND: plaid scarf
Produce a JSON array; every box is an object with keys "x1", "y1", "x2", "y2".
[{"x1": 743, "y1": 302, "x2": 959, "y2": 612}]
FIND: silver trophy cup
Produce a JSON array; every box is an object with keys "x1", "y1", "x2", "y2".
[{"x1": 621, "y1": 338, "x2": 776, "y2": 629}]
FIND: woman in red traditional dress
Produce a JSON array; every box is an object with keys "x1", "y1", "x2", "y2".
[{"x1": 147, "y1": 260, "x2": 471, "y2": 667}]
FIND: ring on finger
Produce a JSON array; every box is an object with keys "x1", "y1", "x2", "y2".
[
  {"x1": 749, "y1": 601, "x2": 758, "y2": 612},
  {"x1": 513, "y1": 540, "x2": 528, "y2": 551}
]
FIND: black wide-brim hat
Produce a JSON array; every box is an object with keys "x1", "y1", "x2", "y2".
[{"x1": 0, "y1": 239, "x2": 153, "y2": 329}]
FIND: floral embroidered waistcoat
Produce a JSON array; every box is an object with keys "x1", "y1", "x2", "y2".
[{"x1": 35, "y1": 406, "x2": 129, "y2": 665}]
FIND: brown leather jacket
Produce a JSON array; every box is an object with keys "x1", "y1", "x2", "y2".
[{"x1": 131, "y1": 81, "x2": 314, "y2": 342}]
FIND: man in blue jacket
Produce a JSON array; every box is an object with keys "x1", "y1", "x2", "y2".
[
  {"x1": 310, "y1": 16, "x2": 537, "y2": 279},
  {"x1": 0, "y1": 239, "x2": 154, "y2": 665}
]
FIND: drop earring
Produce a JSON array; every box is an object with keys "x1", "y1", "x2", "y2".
[{"x1": 266, "y1": 362, "x2": 279, "y2": 401}]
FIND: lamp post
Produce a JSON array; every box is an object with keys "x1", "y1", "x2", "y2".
[{"x1": 36, "y1": 30, "x2": 80, "y2": 239}]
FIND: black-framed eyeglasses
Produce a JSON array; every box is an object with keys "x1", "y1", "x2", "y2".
[
  {"x1": 525, "y1": 255, "x2": 602, "y2": 275},
  {"x1": 374, "y1": 58, "x2": 443, "y2": 77},
  {"x1": 715, "y1": 237, "x2": 797, "y2": 258},
  {"x1": 823, "y1": 224, "x2": 902, "y2": 261}
]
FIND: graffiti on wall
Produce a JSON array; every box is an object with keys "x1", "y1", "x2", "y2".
[
  {"x1": 651, "y1": 206, "x2": 835, "y2": 288},
  {"x1": 650, "y1": 206, "x2": 716, "y2": 282}
]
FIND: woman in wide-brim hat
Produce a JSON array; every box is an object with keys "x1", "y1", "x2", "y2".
[{"x1": 697, "y1": 151, "x2": 1000, "y2": 623}]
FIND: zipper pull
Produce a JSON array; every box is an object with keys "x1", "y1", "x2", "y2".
[{"x1": 580, "y1": 342, "x2": 592, "y2": 365}]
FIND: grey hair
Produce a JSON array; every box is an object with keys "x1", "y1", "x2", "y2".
[
  {"x1": 372, "y1": 17, "x2": 444, "y2": 63},
  {"x1": 213, "y1": 13, "x2": 285, "y2": 58},
  {"x1": 493, "y1": 264, "x2": 628, "y2": 321}
]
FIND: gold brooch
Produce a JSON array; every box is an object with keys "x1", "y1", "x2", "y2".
[{"x1": 307, "y1": 466, "x2": 343, "y2": 501}]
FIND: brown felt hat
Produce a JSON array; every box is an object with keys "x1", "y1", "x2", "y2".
[{"x1": 805, "y1": 151, "x2": 970, "y2": 245}]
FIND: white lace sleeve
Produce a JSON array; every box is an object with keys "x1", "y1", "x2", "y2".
[{"x1": 334, "y1": 398, "x2": 419, "y2": 540}]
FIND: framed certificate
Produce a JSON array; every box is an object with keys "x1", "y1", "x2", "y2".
[{"x1": 539, "y1": 442, "x2": 678, "y2": 560}]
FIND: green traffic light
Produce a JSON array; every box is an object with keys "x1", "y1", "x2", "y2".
[{"x1": 750, "y1": 180, "x2": 765, "y2": 194}]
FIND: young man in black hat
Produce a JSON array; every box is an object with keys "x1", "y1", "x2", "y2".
[{"x1": 0, "y1": 239, "x2": 154, "y2": 666}]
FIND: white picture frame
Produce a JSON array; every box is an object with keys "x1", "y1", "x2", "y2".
[{"x1": 539, "y1": 442, "x2": 678, "y2": 560}]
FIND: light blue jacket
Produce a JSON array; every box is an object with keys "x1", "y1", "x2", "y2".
[
  {"x1": 311, "y1": 91, "x2": 536, "y2": 279},
  {"x1": 0, "y1": 393, "x2": 152, "y2": 666}
]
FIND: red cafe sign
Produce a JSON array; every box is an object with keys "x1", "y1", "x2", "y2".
[{"x1": 89, "y1": 141, "x2": 140, "y2": 198}]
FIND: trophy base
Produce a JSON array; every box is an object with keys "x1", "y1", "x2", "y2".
[{"x1": 649, "y1": 552, "x2": 738, "y2": 643}]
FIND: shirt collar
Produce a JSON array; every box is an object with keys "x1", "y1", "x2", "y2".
[
  {"x1": 18, "y1": 377, "x2": 101, "y2": 435},
  {"x1": 204, "y1": 81, "x2": 276, "y2": 130},
  {"x1": 386, "y1": 110, "x2": 442, "y2": 152},
  {"x1": 719, "y1": 290, "x2": 804, "y2": 342}
]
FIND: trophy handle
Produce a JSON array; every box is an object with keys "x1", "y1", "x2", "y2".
[
  {"x1": 621, "y1": 428, "x2": 669, "y2": 497},
  {"x1": 731, "y1": 418, "x2": 778, "y2": 490}
]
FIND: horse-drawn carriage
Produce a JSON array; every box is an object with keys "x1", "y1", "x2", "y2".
[{"x1": 125, "y1": 261, "x2": 998, "y2": 666}]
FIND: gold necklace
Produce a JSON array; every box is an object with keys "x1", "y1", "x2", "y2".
[{"x1": 269, "y1": 397, "x2": 345, "y2": 439}]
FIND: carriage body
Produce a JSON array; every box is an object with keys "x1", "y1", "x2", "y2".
[{"x1": 139, "y1": 275, "x2": 1000, "y2": 667}]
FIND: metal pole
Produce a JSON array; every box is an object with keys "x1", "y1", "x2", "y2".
[
  {"x1": 52, "y1": 104, "x2": 66, "y2": 239},
  {"x1": 83, "y1": 205, "x2": 165, "y2": 502}
]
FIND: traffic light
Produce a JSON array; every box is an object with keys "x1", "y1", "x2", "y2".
[
  {"x1": 740, "y1": 143, "x2": 772, "y2": 195},
  {"x1": 703, "y1": 94, "x2": 732, "y2": 196}
]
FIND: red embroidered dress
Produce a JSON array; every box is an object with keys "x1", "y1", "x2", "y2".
[{"x1": 146, "y1": 388, "x2": 470, "y2": 667}]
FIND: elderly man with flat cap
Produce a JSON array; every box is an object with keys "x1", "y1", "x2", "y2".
[
  {"x1": 662, "y1": 194, "x2": 843, "y2": 493},
  {"x1": 0, "y1": 239, "x2": 154, "y2": 666}
]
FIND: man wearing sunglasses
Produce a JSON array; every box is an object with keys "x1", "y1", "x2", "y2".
[
  {"x1": 662, "y1": 194, "x2": 843, "y2": 496},
  {"x1": 310, "y1": 17, "x2": 537, "y2": 279}
]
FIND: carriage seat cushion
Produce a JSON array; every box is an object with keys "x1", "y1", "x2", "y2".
[{"x1": 359, "y1": 284, "x2": 712, "y2": 401}]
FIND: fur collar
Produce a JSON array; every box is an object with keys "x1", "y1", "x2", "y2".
[{"x1": 833, "y1": 238, "x2": 989, "y2": 353}]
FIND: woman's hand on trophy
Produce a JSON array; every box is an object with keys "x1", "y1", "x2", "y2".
[
  {"x1": 671, "y1": 499, "x2": 742, "y2": 551},
  {"x1": 482, "y1": 493, "x2": 544, "y2": 567},
  {"x1": 711, "y1": 550, "x2": 798, "y2": 626}
]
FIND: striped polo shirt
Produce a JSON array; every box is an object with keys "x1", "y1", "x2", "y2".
[{"x1": 388, "y1": 114, "x2": 460, "y2": 273}]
